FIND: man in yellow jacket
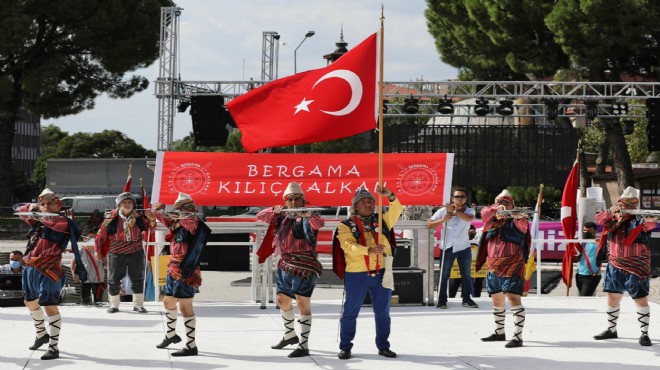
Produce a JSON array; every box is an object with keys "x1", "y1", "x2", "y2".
[{"x1": 336, "y1": 186, "x2": 402, "y2": 360}]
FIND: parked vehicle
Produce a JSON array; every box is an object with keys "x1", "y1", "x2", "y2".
[{"x1": 60, "y1": 195, "x2": 120, "y2": 216}]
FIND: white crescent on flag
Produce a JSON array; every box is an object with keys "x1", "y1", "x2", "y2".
[{"x1": 312, "y1": 69, "x2": 362, "y2": 116}]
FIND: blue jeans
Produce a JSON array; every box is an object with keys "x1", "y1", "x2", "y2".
[
  {"x1": 438, "y1": 247, "x2": 473, "y2": 304},
  {"x1": 340, "y1": 270, "x2": 392, "y2": 351}
]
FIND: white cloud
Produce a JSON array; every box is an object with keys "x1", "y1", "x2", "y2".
[{"x1": 47, "y1": 0, "x2": 457, "y2": 151}]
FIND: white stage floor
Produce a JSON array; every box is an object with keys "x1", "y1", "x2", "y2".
[{"x1": 1, "y1": 296, "x2": 659, "y2": 369}]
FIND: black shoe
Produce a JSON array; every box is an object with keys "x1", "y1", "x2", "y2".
[
  {"x1": 593, "y1": 329, "x2": 618, "y2": 340},
  {"x1": 338, "y1": 349, "x2": 351, "y2": 360},
  {"x1": 133, "y1": 306, "x2": 148, "y2": 313},
  {"x1": 41, "y1": 349, "x2": 59, "y2": 360},
  {"x1": 107, "y1": 307, "x2": 119, "y2": 313},
  {"x1": 156, "y1": 334, "x2": 182, "y2": 349},
  {"x1": 29, "y1": 334, "x2": 49, "y2": 350},
  {"x1": 436, "y1": 302, "x2": 448, "y2": 309},
  {"x1": 640, "y1": 334, "x2": 652, "y2": 346},
  {"x1": 172, "y1": 346, "x2": 198, "y2": 356},
  {"x1": 481, "y1": 333, "x2": 506, "y2": 342},
  {"x1": 288, "y1": 347, "x2": 309, "y2": 358},
  {"x1": 271, "y1": 336, "x2": 299, "y2": 349},
  {"x1": 462, "y1": 300, "x2": 479, "y2": 308},
  {"x1": 505, "y1": 339, "x2": 523, "y2": 348},
  {"x1": 378, "y1": 348, "x2": 397, "y2": 358}
]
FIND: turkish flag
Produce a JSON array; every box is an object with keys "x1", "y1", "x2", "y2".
[
  {"x1": 560, "y1": 161, "x2": 579, "y2": 287},
  {"x1": 123, "y1": 163, "x2": 132, "y2": 193},
  {"x1": 227, "y1": 33, "x2": 378, "y2": 153}
]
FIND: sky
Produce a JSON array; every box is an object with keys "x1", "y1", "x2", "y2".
[{"x1": 46, "y1": 0, "x2": 458, "y2": 151}]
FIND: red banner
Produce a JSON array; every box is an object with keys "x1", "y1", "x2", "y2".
[{"x1": 152, "y1": 152, "x2": 454, "y2": 206}]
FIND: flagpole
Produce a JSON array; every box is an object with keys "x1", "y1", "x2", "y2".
[
  {"x1": 377, "y1": 4, "x2": 385, "y2": 240},
  {"x1": 531, "y1": 183, "x2": 544, "y2": 297}
]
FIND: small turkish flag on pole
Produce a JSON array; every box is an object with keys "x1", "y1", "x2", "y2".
[
  {"x1": 227, "y1": 33, "x2": 378, "y2": 153},
  {"x1": 123, "y1": 162, "x2": 132, "y2": 193}
]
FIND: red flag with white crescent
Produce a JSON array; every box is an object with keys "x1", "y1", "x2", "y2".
[
  {"x1": 227, "y1": 33, "x2": 378, "y2": 153},
  {"x1": 123, "y1": 163, "x2": 132, "y2": 193},
  {"x1": 561, "y1": 161, "x2": 579, "y2": 286}
]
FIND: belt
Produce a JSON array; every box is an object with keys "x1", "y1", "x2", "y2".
[{"x1": 367, "y1": 269, "x2": 384, "y2": 276}]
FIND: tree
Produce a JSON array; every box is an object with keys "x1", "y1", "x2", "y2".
[
  {"x1": 426, "y1": 0, "x2": 660, "y2": 192},
  {"x1": 0, "y1": 0, "x2": 174, "y2": 210}
]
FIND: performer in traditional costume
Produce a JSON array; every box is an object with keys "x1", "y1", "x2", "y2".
[
  {"x1": 333, "y1": 186, "x2": 401, "y2": 360},
  {"x1": 476, "y1": 189, "x2": 530, "y2": 348},
  {"x1": 256, "y1": 182, "x2": 324, "y2": 358},
  {"x1": 593, "y1": 186, "x2": 659, "y2": 346},
  {"x1": 153, "y1": 193, "x2": 210, "y2": 356},
  {"x1": 95, "y1": 192, "x2": 155, "y2": 313},
  {"x1": 18, "y1": 188, "x2": 87, "y2": 360}
]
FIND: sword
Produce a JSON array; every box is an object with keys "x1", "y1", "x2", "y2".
[
  {"x1": 14, "y1": 212, "x2": 61, "y2": 218},
  {"x1": 280, "y1": 207, "x2": 327, "y2": 212},
  {"x1": 496, "y1": 209, "x2": 535, "y2": 218},
  {"x1": 621, "y1": 209, "x2": 660, "y2": 217}
]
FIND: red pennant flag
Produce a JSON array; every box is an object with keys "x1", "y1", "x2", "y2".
[
  {"x1": 561, "y1": 161, "x2": 579, "y2": 287},
  {"x1": 227, "y1": 33, "x2": 378, "y2": 153},
  {"x1": 123, "y1": 163, "x2": 132, "y2": 193}
]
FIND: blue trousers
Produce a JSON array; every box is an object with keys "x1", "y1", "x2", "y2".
[
  {"x1": 438, "y1": 247, "x2": 473, "y2": 305},
  {"x1": 340, "y1": 270, "x2": 392, "y2": 351}
]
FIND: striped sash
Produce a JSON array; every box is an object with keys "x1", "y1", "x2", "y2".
[
  {"x1": 109, "y1": 240, "x2": 142, "y2": 254},
  {"x1": 279, "y1": 251, "x2": 323, "y2": 278},
  {"x1": 611, "y1": 254, "x2": 651, "y2": 279},
  {"x1": 26, "y1": 256, "x2": 64, "y2": 282},
  {"x1": 168, "y1": 254, "x2": 202, "y2": 287},
  {"x1": 486, "y1": 255, "x2": 525, "y2": 279}
]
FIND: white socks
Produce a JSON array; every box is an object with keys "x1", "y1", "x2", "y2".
[
  {"x1": 637, "y1": 306, "x2": 650, "y2": 336},
  {"x1": 165, "y1": 309, "x2": 178, "y2": 339},
  {"x1": 282, "y1": 309, "x2": 297, "y2": 340},
  {"x1": 109, "y1": 294, "x2": 120, "y2": 309},
  {"x1": 297, "y1": 315, "x2": 312, "y2": 350},
  {"x1": 493, "y1": 306, "x2": 506, "y2": 335},
  {"x1": 133, "y1": 293, "x2": 145, "y2": 308},
  {"x1": 511, "y1": 305, "x2": 525, "y2": 341},
  {"x1": 30, "y1": 308, "x2": 47, "y2": 339},
  {"x1": 606, "y1": 305, "x2": 620, "y2": 333},
  {"x1": 48, "y1": 314, "x2": 62, "y2": 352},
  {"x1": 183, "y1": 316, "x2": 197, "y2": 349}
]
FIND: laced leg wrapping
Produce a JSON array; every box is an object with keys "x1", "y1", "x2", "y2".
[
  {"x1": 297, "y1": 315, "x2": 312, "y2": 350},
  {"x1": 30, "y1": 308, "x2": 47, "y2": 339},
  {"x1": 282, "y1": 309, "x2": 297, "y2": 340},
  {"x1": 607, "y1": 306, "x2": 620, "y2": 333},
  {"x1": 165, "y1": 309, "x2": 178, "y2": 339},
  {"x1": 47, "y1": 314, "x2": 61, "y2": 352},
  {"x1": 511, "y1": 305, "x2": 526, "y2": 342},
  {"x1": 637, "y1": 306, "x2": 650, "y2": 336},
  {"x1": 183, "y1": 316, "x2": 197, "y2": 349},
  {"x1": 493, "y1": 306, "x2": 506, "y2": 335}
]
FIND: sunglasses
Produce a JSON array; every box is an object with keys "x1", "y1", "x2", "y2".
[{"x1": 452, "y1": 195, "x2": 466, "y2": 199}]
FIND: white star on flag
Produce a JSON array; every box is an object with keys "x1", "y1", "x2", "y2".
[{"x1": 294, "y1": 98, "x2": 314, "y2": 114}]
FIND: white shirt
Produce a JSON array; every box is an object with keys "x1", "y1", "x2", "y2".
[{"x1": 430, "y1": 207, "x2": 475, "y2": 252}]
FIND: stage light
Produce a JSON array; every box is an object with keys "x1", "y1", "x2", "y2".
[
  {"x1": 495, "y1": 98, "x2": 514, "y2": 116},
  {"x1": 474, "y1": 97, "x2": 490, "y2": 116},
  {"x1": 403, "y1": 95, "x2": 419, "y2": 114},
  {"x1": 437, "y1": 95, "x2": 454, "y2": 115},
  {"x1": 612, "y1": 100, "x2": 629, "y2": 115},
  {"x1": 177, "y1": 101, "x2": 190, "y2": 113},
  {"x1": 544, "y1": 98, "x2": 559, "y2": 120},
  {"x1": 585, "y1": 99, "x2": 599, "y2": 120}
]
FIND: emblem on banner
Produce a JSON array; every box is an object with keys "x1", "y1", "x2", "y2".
[
  {"x1": 167, "y1": 162, "x2": 212, "y2": 195},
  {"x1": 395, "y1": 163, "x2": 440, "y2": 196}
]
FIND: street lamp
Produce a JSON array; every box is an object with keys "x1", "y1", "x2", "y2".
[{"x1": 294, "y1": 31, "x2": 315, "y2": 73}]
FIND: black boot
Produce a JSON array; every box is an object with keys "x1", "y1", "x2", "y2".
[
  {"x1": 156, "y1": 334, "x2": 182, "y2": 349},
  {"x1": 271, "y1": 336, "x2": 299, "y2": 349},
  {"x1": 29, "y1": 334, "x2": 50, "y2": 350},
  {"x1": 481, "y1": 333, "x2": 506, "y2": 342},
  {"x1": 593, "y1": 329, "x2": 618, "y2": 340},
  {"x1": 41, "y1": 349, "x2": 59, "y2": 360},
  {"x1": 172, "y1": 346, "x2": 198, "y2": 356}
]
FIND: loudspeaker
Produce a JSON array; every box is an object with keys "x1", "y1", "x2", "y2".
[
  {"x1": 393, "y1": 239, "x2": 412, "y2": 268},
  {"x1": 199, "y1": 233, "x2": 251, "y2": 271},
  {"x1": 190, "y1": 95, "x2": 229, "y2": 146},
  {"x1": 363, "y1": 269, "x2": 425, "y2": 305}
]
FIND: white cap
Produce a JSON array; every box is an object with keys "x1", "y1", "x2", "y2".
[
  {"x1": 283, "y1": 182, "x2": 304, "y2": 199},
  {"x1": 38, "y1": 188, "x2": 58, "y2": 201},
  {"x1": 495, "y1": 189, "x2": 513, "y2": 202},
  {"x1": 175, "y1": 192, "x2": 193, "y2": 204},
  {"x1": 620, "y1": 186, "x2": 640, "y2": 199}
]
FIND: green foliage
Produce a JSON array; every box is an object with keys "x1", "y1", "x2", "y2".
[
  {"x1": 54, "y1": 130, "x2": 155, "y2": 158},
  {"x1": 0, "y1": 0, "x2": 174, "y2": 209}
]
